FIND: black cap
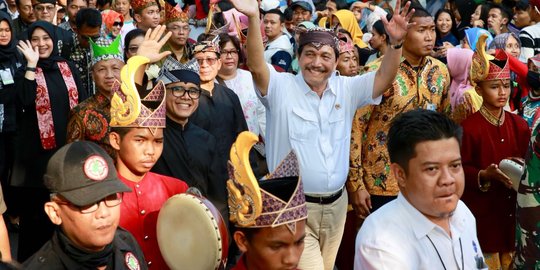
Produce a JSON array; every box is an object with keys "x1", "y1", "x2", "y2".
[
  {"x1": 290, "y1": 1, "x2": 312, "y2": 12},
  {"x1": 44, "y1": 141, "x2": 131, "y2": 207}
]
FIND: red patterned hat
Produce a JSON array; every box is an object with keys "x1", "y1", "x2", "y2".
[
  {"x1": 227, "y1": 132, "x2": 307, "y2": 234},
  {"x1": 130, "y1": 0, "x2": 158, "y2": 13},
  {"x1": 470, "y1": 34, "x2": 510, "y2": 83},
  {"x1": 165, "y1": 2, "x2": 188, "y2": 24},
  {"x1": 110, "y1": 56, "x2": 166, "y2": 129}
]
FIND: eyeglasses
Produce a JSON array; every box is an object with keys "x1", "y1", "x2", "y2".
[
  {"x1": 52, "y1": 193, "x2": 123, "y2": 214},
  {"x1": 221, "y1": 49, "x2": 239, "y2": 58},
  {"x1": 167, "y1": 25, "x2": 190, "y2": 33},
  {"x1": 167, "y1": 86, "x2": 202, "y2": 99},
  {"x1": 81, "y1": 34, "x2": 100, "y2": 42},
  {"x1": 195, "y1": 57, "x2": 218, "y2": 65},
  {"x1": 34, "y1": 4, "x2": 55, "y2": 12},
  {"x1": 113, "y1": 21, "x2": 123, "y2": 27},
  {"x1": 128, "y1": 45, "x2": 139, "y2": 54}
]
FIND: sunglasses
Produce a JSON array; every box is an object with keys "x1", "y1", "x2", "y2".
[
  {"x1": 113, "y1": 21, "x2": 123, "y2": 27},
  {"x1": 81, "y1": 34, "x2": 100, "y2": 42}
]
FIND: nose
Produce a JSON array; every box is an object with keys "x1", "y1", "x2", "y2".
[
  {"x1": 439, "y1": 166, "x2": 456, "y2": 186},
  {"x1": 282, "y1": 247, "x2": 301, "y2": 267},
  {"x1": 426, "y1": 30, "x2": 434, "y2": 41},
  {"x1": 94, "y1": 201, "x2": 112, "y2": 219},
  {"x1": 145, "y1": 142, "x2": 156, "y2": 157}
]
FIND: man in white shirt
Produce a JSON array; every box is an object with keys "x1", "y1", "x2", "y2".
[
  {"x1": 355, "y1": 109, "x2": 488, "y2": 270},
  {"x1": 229, "y1": 0, "x2": 413, "y2": 269}
]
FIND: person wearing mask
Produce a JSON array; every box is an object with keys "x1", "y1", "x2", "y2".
[{"x1": 12, "y1": 20, "x2": 86, "y2": 261}]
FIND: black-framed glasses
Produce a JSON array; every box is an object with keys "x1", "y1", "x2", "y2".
[
  {"x1": 195, "y1": 57, "x2": 218, "y2": 66},
  {"x1": 82, "y1": 34, "x2": 100, "y2": 42},
  {"x1": 167, "y1": 86, "x2": 202, "y2": 99},
  {"x1": 34, "y1": 4, "x2": 55, "y2": 12},
  {"x1": 221, "y1": 49, "x2": 239, "y2": 58},
  {"x1": 113, "y1": 21, "x2": 123, "y2": 27},
  {"x1": 52, "y1": 193, "x2": 123, "y2": 214}
]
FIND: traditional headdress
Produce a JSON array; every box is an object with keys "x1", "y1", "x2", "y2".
[
  {"x1": 90, "y1": 36, "x2": 123, "y2": 66},
  {"x1": 338, "y1": 32, "x2": 354, "y2": 55},
  {"x1": 193, "y1": 35, "x2": 221, "y2": 55},
  {"x1": 298, "y1": 28, "x2": 340, "y2": 54},
  {"x1": 164, "y1": 2, "x2": 188, "y2": 24},
  {"x1": 158, "y1": 56, "x2": 200, "y2": 85},
  {"x1": 470, "y1": 34, "x2": 510, "y2": 84},
  {"x1": 227, "y1": 132, "x2": 307, "y2": 234},
  {"x1": 110, "y1": 56, "x2": 166, "y2": 129},
  {"x1": 130, "y1": 0, "x2": 158, "y2": 13}
]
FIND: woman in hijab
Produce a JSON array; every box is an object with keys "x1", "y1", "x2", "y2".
[
  {"x1": 447, "y1": 47, "x2": 478, "y2": 124},
  {"x1": 11, "y1": 20, "x2": 86, "y2": 261},
  {"x1": 0, "y1": 10, "x2": 22, "y2": 262},
  {"x1": 463, "y1": 27, "x2": 493, "y2": 51},
  {"x1": 332, "y1": 9, "x2": 368, "y2": 48}
]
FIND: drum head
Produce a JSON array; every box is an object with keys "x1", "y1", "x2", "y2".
[{"x1": 157, "y1": 193, "x2": 226, "y2": 270}]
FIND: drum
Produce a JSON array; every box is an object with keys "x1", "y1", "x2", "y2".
[{"x1": 157, "y1": 192, "x2": 229, "y2": 270}]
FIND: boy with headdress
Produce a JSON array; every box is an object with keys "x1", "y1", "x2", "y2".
[
  {"x1": 67, "y1": 36, "x2": 124, "y2": 157},
  {"x1": 151, "y1": 56, "x2": 225, "y2": 220},
  {"x1": 108, "y1": 25, "x2": 189, "y2": 270},
  {"x1": 227, "y1": 132, "x2": 308, "y2": 270},
  {"x1": 460, "y1": 34, "x2": 530, "y2": 270},
  {"x1": 131, "y1": 0, "x2": 160, "y2": 32}
]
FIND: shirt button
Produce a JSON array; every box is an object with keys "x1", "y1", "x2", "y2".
[
  {"x1": 138, "y1": 191, "x2": 142, "y2": 195},
  {"x1": 136, "y1": 184, "x2": 140, "y2": 188},
  {"x1": 38, "y1": 256, "x2": 45, "y2": 263},
  {"x1": 144, "y1": 235, "x2": 149, "y2": 240},
  {"x1": 140, "y1": 210, "x2": 146, "y2": 215}
]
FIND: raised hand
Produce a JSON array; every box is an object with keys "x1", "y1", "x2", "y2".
[
  {"x1": 228, "y1": 0, "x2": 259, "y2": 18},
  {"x1": 136, "y1": 25, "x2": 172, "y2": 63},
  {"x1": 381, "y1": 0, "x2": 414, "y2": 45},
  {"x1": 17, "y1": 40, "x2": 39, "y2": 67}
]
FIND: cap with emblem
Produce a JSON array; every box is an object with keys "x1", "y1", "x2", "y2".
[{"x1": 44, "y1": 141, "x2": 131, "y2": 207}]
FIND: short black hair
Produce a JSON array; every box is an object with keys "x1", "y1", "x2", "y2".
[
  {"x1": 110, "y1": 127, "x2": 131, "y2": 139},
  {"x1": 372, "y1": 14, "x2": 391, "y2": 45},
  {"x1": 96, "y1": 0, "x2": 111, "y2": 9},
  {"x1": 124, "y1": 28, "x2": 145, "y2": 60},
  {"x1": 218, "y1": 33, "x2": 245, "y2": 64},
  {"x1": 489, "y1": 3, "x2": 511, "y2": 23},
  {"x1": 284, "y1": 7, "x2": 293, "y2": 21},
  {"x1": 515, "y1": 0, "x2": 529, "y2": 11},
  {"x1": 236, "y1": 227, "x2": 261, "y2": 242},
  {"x1": 410, "y1": 3, "x2": 432, "y2": 19},
  {"x1": 387, "y1": 109, "x2": 462, "y2": 171},
  {"x1": 75, "y1": 8, "x2": 102, "y2": 29},
  {"x1": 264, "y1": 8, "x2": 285, "y2": 23}
]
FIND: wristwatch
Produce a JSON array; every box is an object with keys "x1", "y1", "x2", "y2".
[{"x1": 390, "y1": 42, "x2": 403, "y2": 49}]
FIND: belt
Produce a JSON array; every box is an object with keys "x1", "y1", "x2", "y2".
[{"x1": 305, "y1": 188, "x2": 343, "y2": 205}]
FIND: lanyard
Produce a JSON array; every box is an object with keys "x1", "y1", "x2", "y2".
[{"x1": 426, "y1": 235, "x2": 464, "y2": 270}]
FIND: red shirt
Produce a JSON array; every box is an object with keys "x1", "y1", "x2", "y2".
[{"x1": 119, "y1": 172, "x2": 188, "y2": 269}]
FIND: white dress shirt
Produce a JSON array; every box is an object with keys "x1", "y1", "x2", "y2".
[
  {"x1": 258, "y1": 65, "x2": 380, "y2": 194},
  {"x1": 355, "y1": 194, "x2": 488, "y2": 270}
]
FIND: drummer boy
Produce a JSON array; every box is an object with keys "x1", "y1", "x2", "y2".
[
  {"x1": 108, "y1": 26, "x2": 188, "y2": 269},
  {"x1": 227, "y1": 132, "x2": 308, "y2": 270}
]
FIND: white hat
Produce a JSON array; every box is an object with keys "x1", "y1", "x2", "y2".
[{"x1": 260, "y1": 0, "x2": 280, "y2": 11}]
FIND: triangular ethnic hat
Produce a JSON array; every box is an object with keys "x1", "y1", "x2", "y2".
[
  {"x1": 193, "y1": 34, "x2": 221, "y2": 55},
  {"x1": 227, "y1": 132, "x2": 307, "y2": 234},
  {"x1": 90, "y1": 35, "x2": 123, "y2": 66},
  {"x1": 110, "y1": 56, "x2": 166, "y2": 128},
  {"x1": 158, "y1": 56, "x2": 200, "y2": 85},
  {"x1": 470, "y1": 33, "x2": 510, "y2": 84},
  {"x1": 164, "y1": 2, "x2": 188, "y2": 24}
]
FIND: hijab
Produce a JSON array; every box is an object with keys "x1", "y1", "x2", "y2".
[
  {"x1": 447, "y1": 47, "x2": 474, "y2": 109},
  {"x1": 27, "y1": 21, "x2": 65, "y2": 69},
  {"x1": 465, "y1": 27, "x2": 492, "y2": 51},
  {"x1": 0, "y1": 11, "x2": 17, "y2": 64},
  {"x1": 333, "y1": 9, "x2": 367, "y2": 48},
  {"x1": 488, "y1": 32, "x2": 521, "y2": 50}
]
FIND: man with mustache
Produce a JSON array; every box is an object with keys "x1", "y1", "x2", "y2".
[
  {"x1": 229, "y1": 0, "x2": 413, "y2": 269},
  {"x1": 23, "y1": 141, "x2": 146, "y2": 269},
  {"x1": 348, "y1": 5, "x2": 451, "y2": 225},
  {"x1": 108, "y1": 25, "x2": 189, "y2": 270},
  {"x1": 355, "y1": 109, "x2": 486, "y2": 269}
]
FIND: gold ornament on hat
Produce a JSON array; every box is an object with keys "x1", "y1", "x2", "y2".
[
  {"x1": 227, "y1": 131, "x2": 263, "y2": 227},
  {"x1": 110, "y1": 56, "x2": 147, "y2": 126},
  {"x1": 470, "y1": 34, "x2": 491, "y2": 85}
]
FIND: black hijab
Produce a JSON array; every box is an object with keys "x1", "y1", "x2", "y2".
[
  {"x1": 0, "y1": 11, "x2": 17, "y2": 64},
  {"x1": 27, "y1": 21, "x2": 65, "y2": 69}
]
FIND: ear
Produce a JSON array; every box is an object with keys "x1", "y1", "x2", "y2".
[
  {"x1": 134, "y1": 13, "x2": 141, "y2": 23},
  {"x1": 233, "y1": 231, "x2": 249, "y2": 253},
  {"x1": 44, "y1": 202, "x2": 63, "y2": 226},
  {"x1": 216, "y1": 58, "x2": 222, "y2": 70},
  {"x1": 109, "y1": 132, "x2": 121, "y2": 151},
  {"x1": 390, "y1": 163, "x2": 407, "y2": 188},
  {"x1": 474, "y1": 85, "x2": 483, "y2": 96}
]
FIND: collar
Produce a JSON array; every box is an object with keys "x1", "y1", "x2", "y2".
[
  {"x1": 397, "y1": 193, "x2": 464, "y2": 240},
  {"x1": 296, "y1": 70, "x2": 336, "y2": 96},
  {"x1": 402, "y1": 56, "x2": 431, "y2": 70},
  {"x1": 166, "y1": 116, "x2": 190, "y2": 131}
]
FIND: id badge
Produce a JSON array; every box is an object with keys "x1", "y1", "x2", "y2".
[
  {"x1": 0, "y1": 69, "x2": 14, "y2": 85},
  {"x1": 426, "y1": 103, "x2": 437, "y2": 111}
]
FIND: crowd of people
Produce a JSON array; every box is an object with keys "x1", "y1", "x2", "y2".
[{"x1": 0, "y1": 0, "x2": 537, "y2": 269}]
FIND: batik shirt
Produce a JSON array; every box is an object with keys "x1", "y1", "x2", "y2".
[
  {"x1": 347, "y1": 56, "x2": 451, "y2": 196},
  {"x1": 520, "y1": 92, "x2": 540, "y2": 130},
  {"x1": 66, "y1": 92, "x2": 114, "y2": 157}
]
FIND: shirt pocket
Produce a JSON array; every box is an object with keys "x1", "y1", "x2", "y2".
[
  {"x1": 289, "y1": 107, "x2": 318, "y2": 142},
  {"x1": 328, "y1": 108, "x2": 346, "y2": 141}
]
